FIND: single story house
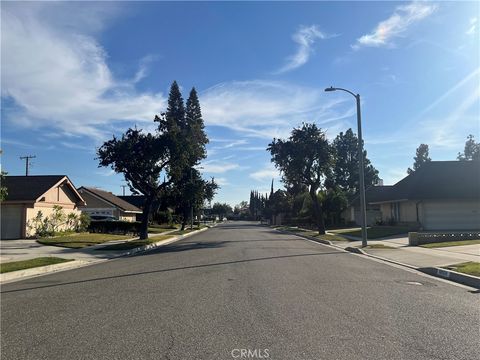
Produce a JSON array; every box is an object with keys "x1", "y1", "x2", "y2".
[
  {"x1": 343, "y1": 185, "x2": 392, "y2": 226},
  {"x1": 1, "y1": 175, "x2": 86, "y2": 239},
  {"x1": 77, "y1": 187, "x2": 142, "y2": 222},
  {"x1": 345, "y1": 161, "x2": 480, "y2": 231}
]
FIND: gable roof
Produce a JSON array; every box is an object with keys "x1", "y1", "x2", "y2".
[
  {"x1": 117, "y1": 195, "x2": 146, "y2": 209},
  {"x1": 370, "y1": 161, "x2": 480, "y2": 203},
  {"x1": 78, "y1": 187, "x2": 142, "y2": 213},
  {"x1": 2, "y1": 175, "x2": 85, "y2": 204},
  {"x1": 350, "y1": 185, "x2": 394, "y2": 206}
]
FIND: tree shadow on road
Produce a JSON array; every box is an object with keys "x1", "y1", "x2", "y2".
[{"x1": 1, "y1": 251, "x2": 347, "y2": 294}]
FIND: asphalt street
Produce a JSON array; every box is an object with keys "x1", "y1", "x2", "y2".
[{"x1": 1, "y1": 222, "x2": 479, "y2": 360}]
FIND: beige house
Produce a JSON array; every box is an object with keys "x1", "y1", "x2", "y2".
[
  {"x1": 77, "y1": 187, "x2": 142, "y2": 222},
  {"x1": 1, "y1": 175, "x2": 86, "y2": 239},
  {"x1": 345, "y1": 161, "x2": 480, "y2": 231}
]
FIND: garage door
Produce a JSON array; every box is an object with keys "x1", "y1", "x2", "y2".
[
  {"x1": 423, "y1": 201, "x2": 480, "y2": 231},
  {"x1": 1, "y1": 205, "x2": 24, "y2": 239}
]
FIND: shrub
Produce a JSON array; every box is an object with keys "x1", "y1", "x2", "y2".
[{"x1": 88, "y1": 220, "x2": 141, "y2": 235}]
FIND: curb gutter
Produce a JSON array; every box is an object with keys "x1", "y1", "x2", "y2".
[
  {"x1": 0, "y1": 260, "x2": 91, "y2": 284},
  {"x1": 274, "y1": 227, "x2": 480, "y2": 289},
  {"x1": 418, "y1": 267, "x2": 480, "y2": 289},
  {"x1": 1, "y1": 226, "x2": 212, "y2": 284}
]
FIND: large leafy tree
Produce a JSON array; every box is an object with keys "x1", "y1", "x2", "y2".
[
  {"x1": 174, "y1": 169, "x2": 218, "y2": 230},
  {"x1": 457, "y1": 134, "x2": 480, "y2": 161},
  {"x1": 97, "y1": 128, "x2": 174, "y2": 239},
  {"x1": 97, "y1": 81, "x2": 207, "y2": 239},
  {"x1": 268, "y1": 123, "x2": 332, "y2": 234},
  {"x1": 212, "y1": 203, "x2": 233, "y2": 218},
  {"x1": 329, "y1": 128, "x2": 379, "y2": 195},
  {"x1": 407, "y1": 144, "x2": 431, "y2": 174}
]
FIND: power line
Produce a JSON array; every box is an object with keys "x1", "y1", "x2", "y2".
[{"x1": 19, "y1": 155, "x2": 36, "y2": 176}]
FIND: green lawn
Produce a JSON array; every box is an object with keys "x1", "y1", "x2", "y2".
[
  {"x1": 444, "y1": 262, "x2": 480, "y2": 277},
  {"x1": 329, "y1": 226, "x2": 410, "y2": 239},
  {"x1": 170, "y1": 225, "x2": 206, "y2": 236},
  {"x1": 359, "y1": 244, "x2": 397, "y2": 249},
  {"x1": 420, "y1": 239, "x2": 480, "y2": 248},
  {"x1": 98, "y1": 235, "x2": 174, "y2": 251},
  {"x1": 276, "y1": 226, "x2": 347, "y2": 242},
  {"x1": 37, "y1": 233, "x2": 132, "y2": 248},
  {"x1": 0, "y1": 257, "x2": 73, "y2": 273},
  {"x1": 148, "y1": 227, "x2": 174, "y2": 234}
]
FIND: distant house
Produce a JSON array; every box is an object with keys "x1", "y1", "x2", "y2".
[
  {"x1": 1, "y1": 175, "x2": 86, "y2": 239},
  {"x1": 118, "y1": 195, "x2": 147, "y2": 221},
  {"x1": 77, "y1": 187, "x2": 142, "y2": 222},
  {"x1": 345, "y1": 161, "x2": 480, "y2": 231},
  {"x1": 343, "y1": 185, "x2": 392, "y2": 226}
]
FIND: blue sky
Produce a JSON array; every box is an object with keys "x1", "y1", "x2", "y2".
[{"x1": 1, "y1": 1, "x2": 479, "y2": 206}]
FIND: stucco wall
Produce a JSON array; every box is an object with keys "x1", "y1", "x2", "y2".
[
  {"x1": 78, "y1": 191, "x2": 112, "y2": 209},
  {"x1": 25, "y1": 205, "x2": 82, "y2": 237},
  {"x1": 41, "y1": 183, "x2": 80, "y2": 205}
]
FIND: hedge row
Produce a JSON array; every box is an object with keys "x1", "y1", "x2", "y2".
[{"x1": 88, "y1": 221, "x2": 141, "y2": 235}]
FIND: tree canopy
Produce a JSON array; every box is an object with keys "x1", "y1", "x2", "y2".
[
  {"x1": 329, "y1": 128, "x2": 379, "y2": 194},
  {"x1": 407, "y1": 143, "x2": 431, "y2": 174},
  {"x1": 457, "y1": 134, "x2": 480, "y2": 161},
  {"x1": 97, "y1": 81, "x2": 211, "y2": 239},
  {"x1": 268, "y1": 123, "x2": 332, "y2": 234}
]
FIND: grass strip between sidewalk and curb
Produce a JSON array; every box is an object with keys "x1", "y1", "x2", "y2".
[
  {"x1": 419, "y1": 239, "x2": 480, "y2": 248},
  {"x1": 328, "y1": 226, "x2": 410, "y2": 239},
  {"x1": 275, "y1": 227, "x2": 347, "y2": 242},
  {"x1": 37, "y1": 233, "x2": 133, "y2": 249},
  {"x1": 0, "y1": 257, "x2": 73, "y2": 273},
  {"x1": 97, "y1": 235, "x2": 175, "y2": 251},
  {"x1": 443, "y1": 262, "x2": 480, "y2": 277},
  {"x1": 357, "y1": 244, "x2": 397, "y2": 250}
]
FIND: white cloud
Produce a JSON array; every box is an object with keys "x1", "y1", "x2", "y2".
[
  {"x1": 353, "y1": 1, "x2": 437, "y2": 49},
  {"x1": 214, "y1": 177, "x2": 229, "y2": 186},
  {"x1": 249, "y1": 164, "x2": 280, "y2": 182},
  {"x1": 466, "y1": 17, "x2": 477, "y2": 35},
  {"x1": 275, "y1": 25, "x2": 329, "y2": 73},
  {"x1": 201, "y1": 80, "x2": 354, "y2": 140},
  {"x1": 201, "y1": 160, "x2": 240, "y2": 174},
  {"x1": 1, "y1": 2, "x2": 166, "y2": 140}
]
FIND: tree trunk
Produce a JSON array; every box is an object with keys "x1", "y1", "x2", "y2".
[
  {"x1": 309, "y1": 189, "x2": 326, "y2": 235},
  {"x1": 180, "y1": 205, "x2": 188, "y2": 231},
  {"x1": 139, "y1": 196, "x2": 153, "y2": 240}
]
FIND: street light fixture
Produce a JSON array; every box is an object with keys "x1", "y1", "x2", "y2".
[{"x1": 325, "y1": 86, "x2": 368, "y2": 247}]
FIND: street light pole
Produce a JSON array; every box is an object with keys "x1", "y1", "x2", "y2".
[{"x1": 325, "y1": 86, "x2": 368, "y2": 247}]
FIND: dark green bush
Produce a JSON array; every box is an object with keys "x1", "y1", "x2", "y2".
[{"x1": 88, "y1": 221, "x2": 141, "y2": 235}]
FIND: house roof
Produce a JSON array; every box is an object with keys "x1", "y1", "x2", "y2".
[
  {"x1": 370, "y1": 161, "x2": 480, "y2": 203},
  {"x1": 78, "y1": 187, "x2": 142, "y2": 213},
  {"x1": 2, "y1": 175, "x2": 85, "y2": 204},
  {"x1": 118, "y1": 195, "x2": 146, "y2": 209},
  {"x1": 350, "y1": 185, "x2": 394, "y2": 206}
]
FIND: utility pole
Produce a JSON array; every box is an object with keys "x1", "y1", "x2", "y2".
[
  {"x1": 325, "y1": 86, "x2": 368, "y2": 247},
  {"x1": 20, "y1": 155, "x2": 36, "y2": 176},
  {"x1": 121, "y1": 185, "x2": 128, "y2": 196}
]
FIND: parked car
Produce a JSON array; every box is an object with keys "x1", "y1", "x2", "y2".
[{"x1": 89, "y1": 215, "x2": 117, "y2": 222}]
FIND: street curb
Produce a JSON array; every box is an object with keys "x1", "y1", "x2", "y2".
[
  {"x1": 418, "y1": 267, "x2": 480, "y2": 289},
  {"x1": 121, "y1": 226, "x2": 210, "y2": 257},
  {"x1": 344, "y1": 246, "x2": 366, "y2": 254},
  {"x1": 0, "y1": 226, "x2": 212, "y2": 284},
  {"x1": 274, "y1": 229, "x2": 334, "y2": 246},
  {"x1": 274, "y1": 227, "x2": 479, "y2": 289},
  {"x1": 0, "y1": 259, "x2": 92, "y2": 284}
]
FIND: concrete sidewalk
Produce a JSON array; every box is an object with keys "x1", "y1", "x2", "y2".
[
  {"x1": 0, "y1": 229, "x2": 178, "y2": 263},
  {"x1": 326, "y1": 233, "x2": 479, "y2": 268},
  {"x1": 0, "y1": 226, "x2": 212, "y2": 283}
]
